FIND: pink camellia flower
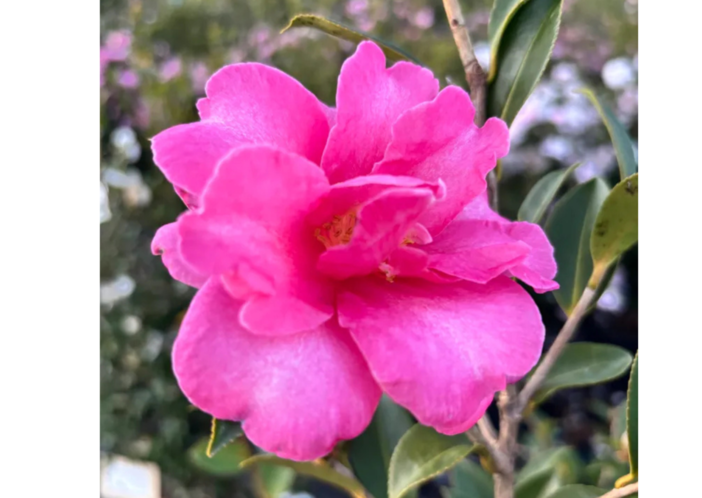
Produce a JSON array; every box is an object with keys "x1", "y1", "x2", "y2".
[{"x1": 151, "y1": 42, "x2": 558, "y2": 461}]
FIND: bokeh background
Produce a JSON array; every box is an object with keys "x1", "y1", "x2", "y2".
[{"x1": 100, "y1": 1, "x2": 638, "y2": 497}]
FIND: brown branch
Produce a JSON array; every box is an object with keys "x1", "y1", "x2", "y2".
[
  {"x1": 516, "y1": 287, "x2": 596, "y2": 412},
  {"x1": 597, "y1": 482, "x2": 639, "y2": 498},
  {"x1": 441, "y1": 0, "x2": 497, "y2": 209}
]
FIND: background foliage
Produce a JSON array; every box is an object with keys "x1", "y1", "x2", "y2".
[{"x1": 100, "y1": 1, "x2": 638, "y2": 497}]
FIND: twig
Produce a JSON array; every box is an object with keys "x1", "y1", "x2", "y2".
[
  {"x1": 597, "y1": 482, "x2": 639, "y2": 498},
  {"x1": 515, "y1": 287, "x2": 596, "y2": 413},
  {"x1": 441, "y1": 0, "x2": 497, "y2": 209},
  {"x1": 478, "y1": 415, "x2": 499, "y2": 444}
]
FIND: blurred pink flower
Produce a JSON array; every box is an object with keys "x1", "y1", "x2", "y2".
[
  {"x1": 102, "y1": 30, "x2": 132, "y2": 61},
  {"x1": 118, "y1": 69, "x2": 140, "y2": 89},
  {"x1": 151, "y1": 42, "x2": 556, "y2": 460},
  {"x1": 159, "y1": 57, "x2": 182, "y2": 82},
  {"x1": 190, "y1": 62, "x2": 210, "y2": 94}
]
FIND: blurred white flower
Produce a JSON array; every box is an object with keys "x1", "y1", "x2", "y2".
[
  {"x1": 101, "y1": 274, "x2": 136, "y2": 305},
  {"x1": 473, "y1": 41, "x2": 490, "y2": 73},
  {"x1": 597, "y1": 268, "x2": 627, "y2": 313},
  {"x1": 539, "y1": 136, "x2": 574, "y2": 162},
  {"x1": 103, "y1": 167, "x2": 152, "y2": 208},
  {"x1": 111, "y1": 126, "x2": 141, "y2": 163},
  {"x1": 100, "y1": 182, "x2": 112, "y2": 224},
  {"x1": 121, "y1": 315, "x2": 142, "y2": 336},
  {"x1": 602, "y1": 57, "x2": 636, "y2": 90}
]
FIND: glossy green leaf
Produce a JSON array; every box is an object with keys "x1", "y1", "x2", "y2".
[
  {"x1": 258, "y1": 463, "x2": 296, "y2": 498},
  {"x1": 242, "y1": 455, "x2": 366, "y2": 498},
  {"x1": 589, "y1": 173, "x2": 638, "y2": 288},
  {"x1": 578, "y1": 88, "x2": 637, "y2": 180},
  {"x1": 487, "y1": 0, "x2": 563, "y2": 126},
  {"x1": 532, "y1": 343, "x2": 633, "y2": 404},
  {"x1": 516, "y1": 447, "x2": 582, "y2": 498},
  {"x1": 626, "y1": 352, "x2": 638, "y2": 478},
  {"x1": 282, "y1": 14, "x2": 419, "y2": 63},
  {"x1": 518, "y1": 162, "x2": 581, "y2": 224},
  {"x1": 487, "y1": 0, "x2": 529, "y2": 81},
  {"x1": 545, "y1": 485, "x2": 606, "y2": 498},
  {"x1": 349, "y1": 395, "x2": 414, "y2": 498},
  {"x1": 207, "y1": 418, "x2": 242, "y2": 457},
  {"x1": 449, "y1": 459, "x2": 494, "y2": 498},
  {"x1": 546, "y1": 178, "x2": 610, "y2": 314},
  {"x1": 188, "y1": 436, "x2": 250, "y2": 477},
  {"x1": 388, "y1": 424, "x2": 475, "y2": 498}
]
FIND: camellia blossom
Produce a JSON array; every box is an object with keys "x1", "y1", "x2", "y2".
[{"x1": 151, "y1": 41, "x2": 558, "y2": 461}]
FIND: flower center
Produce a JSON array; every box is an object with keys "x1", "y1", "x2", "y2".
[{"x1": 315, "y1": 210, "x2": 357, "y2": 248}]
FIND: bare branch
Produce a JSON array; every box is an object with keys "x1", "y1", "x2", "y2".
[
  {"x1": 516, "y1": 287, "x2": 596, "y2": 412},
  {"x1": 597, "y1": 482, "x2": 639, "y2": 498}
]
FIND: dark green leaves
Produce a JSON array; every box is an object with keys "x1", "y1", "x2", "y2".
[
  {"x1": 589, "y1": 174, "x2": 638, "y2": 288},
  {"x1": 282, "y1": 14, "x2": 419, "y2": 63},
  {"x1": 207, "y1": 418, "x2": 242, "y2": 457},
  {"x1": 518, "y1": 162, "x2": 581, "y2": 224},
  {"x1": 515, "y1": 447, "x2": 582, "y2": 498},
  {"x1": 349, "y1": 396, "x2": 414, "y2": 498},
  {"x1": 449, "y1": 460, "x2": 494, "y2": 498},
  {"x1": 532, "y1": 343, "x2": 634, "y2": 404},
  {"x1": 487, "y1": 0, "x2": 529, "y2": 80},
  {"x1": 487, "y1": 0, "x2": 563, "y2": 126},
  {"x1": 546, "y1": 178, "x2": 610, "y2": 314},
  {"x1": 242, "y1": 455, "x2": 366, "y2": 498},
  {"x1": 578, "y1": 88, "x2": 638, "y2": 180},
  {"x1": 388, "y1": 424, "x2": 475, "y2": 498},
  {"x1": 545, "y1": 485, "x2": 606, "y2": 498},
  {"x1": 626, "y1": 353, "x2": 639, "y2": 479}
]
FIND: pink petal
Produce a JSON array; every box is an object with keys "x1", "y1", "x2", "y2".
[
  {"x1": 321, "y1": 42, "x2": 439, "y2": 183},
  {"x1": 174, "y1": 280, "x2": 381, "y2": 460},
  {"x1": 151, "y1": 222, "x2": 208, "y2": 288},
  {"x1": 374, "y1": 86, "x2": 510, "y2": 235},
  {"x1": 316, "y1": 188, "x2": 438, "y2": 280},
  {"x1": 337, "y1": 276, "x2": 545, "y2": 434},
  {"x1": 153, "y1": 63, "x2": 330, "y2": 204},
  {"x1": 422, "y1": 218, "x2": 531, "y2": 284},
  {"x1": 179, "y1": 146, "x2": 334, "y2": 335},
  {"x1": 459, "y1": 193, "x2": 559, "y2": 293}
]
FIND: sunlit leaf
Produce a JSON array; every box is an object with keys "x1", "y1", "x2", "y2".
[
  {"x1": 578, "y1": 88, "x2": 638, "y2": 180},
  {"x1": 545, "y1": 485, "x2": 607, "y2": 498},
  {"x1": 546, "y1": 178, "x2": 610, "y2": 314},
  {"x1": 349, "y1": 395, "x2": 414, "y2": 498},
  {"x1": 518, "y1": 162, "x2": 581, "y2": 224},
  {"x1": 258, "y1": 463, "x2": 296, "y2": 498},
  {"x1": 487, "y1": 0, "x2": 530, "y2": 80},
  {"x1": 589, "y1": 173, "x2": 638, "y2": 288},
  {"x1": 188, "y1": 436, "x2": 250, "y2": 477},
  {"x1": 532, "y1": 343, "x2": 633, "y2": 404},
  {"x1": 242, "y1": 455, "x2": 366, "y2": 498},
  {"x1": 282, "y1": 14, "x2": 419, "y2": 63},
  {"x1": 389, "y1": 424, "x2": 475, "y2": 498},
  {"x1": 487, "y1": 0, "x2": 564, "y2": 126}
]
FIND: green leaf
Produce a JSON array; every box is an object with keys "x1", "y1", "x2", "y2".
[
  {"x1": 207, "y1": 418, "x2": 242, "y2": 457},
  {"x1": 388, "y1": 424, "x2": 475, "y2": 498},
  {"x1": 589, "y1": 173, "x2": 638, "y2": 288},
  {"x1": 282, "y1": 14, "x2": 419, "y2": 63},
  {"x1": 578, "y1": 88, "x2": 637, "y2": 180},
  {"x1": 518, "y1": 162, "x2": 581, "y2": 224},
  {"x1": 450, "y1": 460, "x2": 494, "y2": 498},
  {"x1": 531, "y1": 343, "x2": 633, "y2": 404},
  {"x1": 545, "y1": 484, "x2": 607, "y2": 498},
  {"x1": 626, "y1": 352, "x2": 638, "y2": 479},
  {"x1": 487, "y1": 0, "x2": 563, "y2": 126},
  {"x1": 546, "y1": 178, "x2": 610, "y2": 314},
  {"x1": 515, "y1": 470, "x2": 556, "y2": 498},
  {"x1": 188, "y1": 436, "x2": 250, "y2": 477},
  {"x1": 516, "y1": 447, "x2": 582, "y2": 494},
  {"x1": 258, "y1": 464, "x2": 296, "y2": 498},
  {"x1": 487, "y1": 0, "x2": 529, "y2": 80},
  {"x1": 242, "y1": 455, "x2": 366, "y2": 498},
  {"x1": 349, "y1": 395, "x2": 414, "y2": 498}
]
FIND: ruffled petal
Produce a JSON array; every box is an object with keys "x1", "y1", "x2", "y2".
[
  {"x1": 178, "y1": 145, "x2": 334, "y2": 335},
  {"x1": 151, "y1": 222, "x2": 209, "y2": 288},
  {"x1": 374, "y1": 86, "x2": 510, "y2": 234},
  {"x1": 321, "y1": 42, "x2": 439, "y2": 183},
  {"x1": 337, "y1": 276, "x2": 545, "y2": 434},
  {"x1": 173, "y1": 280, "x2": 381, "y2": 460}
]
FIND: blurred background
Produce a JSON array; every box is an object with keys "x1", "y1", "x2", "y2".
[{"x1": 100, "y1": 0, "x2": 638, "y2": 497}]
